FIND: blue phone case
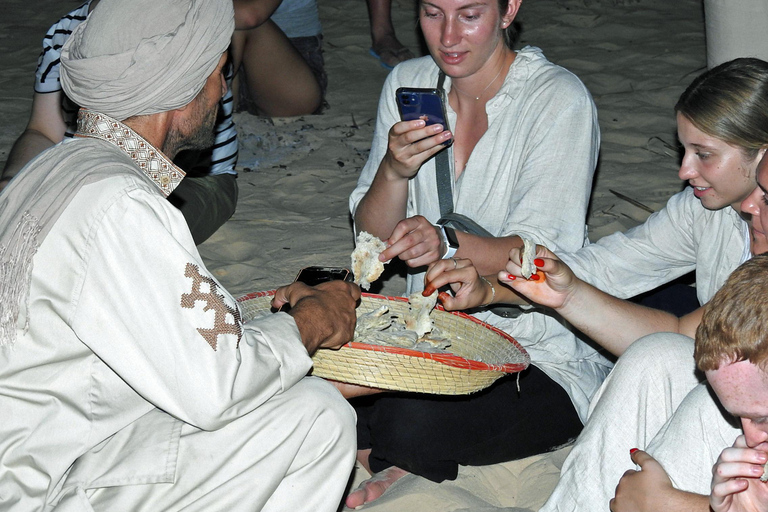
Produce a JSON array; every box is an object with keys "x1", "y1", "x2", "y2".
[
  {"x1": 396, "y1": 87, "x2": 453, "y2": 147},
  {"x1": 396, "y1": 87, "x2": 449, "y2": 127}
]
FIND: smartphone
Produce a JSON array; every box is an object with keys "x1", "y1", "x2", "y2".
[
  {"x1": 395, "y1": 87, "x2": 453, "y2": 147},
  {"x1": 294, "y1": 266, "x2": 353, "y2": 286}
]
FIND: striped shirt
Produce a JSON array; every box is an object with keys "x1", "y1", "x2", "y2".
[{"x1": 34, "y1": 1, "x2": 238, "y2": 176}]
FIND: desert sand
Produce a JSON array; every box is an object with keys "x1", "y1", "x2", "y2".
[{"x1": 0, "y1": 0, "x2": 708, "y2": 510}]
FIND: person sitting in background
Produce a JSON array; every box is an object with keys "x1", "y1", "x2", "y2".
[{"x1": 232, "y1": 0, "x2": 327, "y2": 116}]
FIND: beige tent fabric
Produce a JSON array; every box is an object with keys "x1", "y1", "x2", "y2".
[
  {"x1": 60, "y1": 0, "x2": 234, "y2": 121},
  {"x1": 705, "y1": 0, "x2": 768, "y2": 69}
]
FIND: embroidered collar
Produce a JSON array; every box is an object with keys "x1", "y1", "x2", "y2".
[{"x1": 74, "y1": 108, "x2": 185, "y2": 196}]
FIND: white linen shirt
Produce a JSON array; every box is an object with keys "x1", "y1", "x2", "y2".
[
  {"x1": 0, "y1": 118, "x2": 311, "y2": 510},
  {"x1": 350, "y1": 47, "x2": 613, "y2": 422},
  {"x1": 560, "y1": 188, "x2": 749, "y2": 305}
]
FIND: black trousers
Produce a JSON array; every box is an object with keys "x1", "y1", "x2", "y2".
[{"x1": 352, "y1": 364, "x2": 583, "y2": 483}]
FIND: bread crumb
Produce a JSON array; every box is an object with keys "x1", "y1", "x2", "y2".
[{"x1": 351, "y1": 231, "x2": 388, "y2": 290}]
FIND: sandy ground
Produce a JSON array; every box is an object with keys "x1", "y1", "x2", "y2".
[{"x1": 0, "y1": 0, "x2": 707, "y2": 509}]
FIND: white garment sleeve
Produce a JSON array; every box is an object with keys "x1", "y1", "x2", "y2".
[
  {"x1": 69, "y1": 187, "x2": 313, "y2": 431},
  {"x1": 496, "y1": 84, "x2": 598, "y2": 252},
  {"x1": 560, "y1": 190, "x2": 701, "y2": 299}
]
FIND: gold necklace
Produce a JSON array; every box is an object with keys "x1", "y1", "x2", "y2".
[{"x1": 451, "y1": 65, "x2": 505, "y2": 101}]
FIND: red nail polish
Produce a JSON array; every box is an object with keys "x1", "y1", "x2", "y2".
[
  {"x1": 629, "y1": 448, "x2": 639, "y2": 455},
  {"x1": 507, "y1": 274, "x2": 516, "y2": 280},
  {"x1": 534, "y1": 258, "x2": 544, "y2": 267},
  {"x1": 530, "y1": 274, "x2": 540, "y2": 281},
  {"x1": 423, "y1": 286, "x2": 435, "y2": 297}
]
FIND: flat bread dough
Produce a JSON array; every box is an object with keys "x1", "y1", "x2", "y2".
[
  {"x1": 520, "y1": 237, "x2": 537, "y2": 279},
  {"x1": 353, "y1": 293, "x2": 450, "y2": 352},
  {"x1": 351, "y1": 231, "x2": 388, "y2": 290},
  {"x1": 405, "y1": 290, "x2": 438, "y2": 338}
]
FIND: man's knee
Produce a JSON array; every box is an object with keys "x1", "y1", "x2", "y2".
[{"x1": 294, "y1": 378, "x2": 357, "y2": 452}]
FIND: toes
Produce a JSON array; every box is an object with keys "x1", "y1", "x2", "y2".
[{"x1": 345, "y1": 487, "x2": 367, "y2": 509}]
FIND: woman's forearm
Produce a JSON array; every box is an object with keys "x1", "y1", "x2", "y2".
[
  {"x1": 555, "y1": 280, "x2": 684, "y2": 357},
  {"x1": 353, "y1": 161, "x2": 410, "y2": 239}
]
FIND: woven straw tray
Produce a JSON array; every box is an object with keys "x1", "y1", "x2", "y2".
[{"x1": 237, "y1": 291, "x2": 530, "y2": 395}]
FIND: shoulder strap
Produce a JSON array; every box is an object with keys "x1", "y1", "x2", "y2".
[{"x1": 435, "y1": 71, "x2": 453, "y2": 217}]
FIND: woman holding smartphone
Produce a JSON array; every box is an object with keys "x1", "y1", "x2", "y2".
[{"x1": 347, "y1": 0, "x2": 609, "y2": 506}]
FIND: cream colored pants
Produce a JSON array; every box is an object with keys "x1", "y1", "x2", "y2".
[
  {"x1": 539, "y1": 333, "x2": 741, "y2": 512},
  {"x1": 55, "y1": 377, "x2": 357, "y2": 512}
]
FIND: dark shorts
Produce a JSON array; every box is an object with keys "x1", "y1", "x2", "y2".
[
  {"x1": 167, "y1": 173, "x2": 238, "y2": 245},
  {"x1": 291, "y1": 35, "x2": 327, "y2": 102}
]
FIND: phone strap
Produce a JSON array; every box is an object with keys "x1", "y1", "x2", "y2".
[{"x1": 435, "y1": 71, "x2": 454, "y2": 218}]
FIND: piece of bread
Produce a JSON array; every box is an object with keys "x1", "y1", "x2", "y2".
[
  {"x1": 351, "y1": 231, "x2": 388, "y2": 290},
  {"x1": 520, "y1": 237, "x2": 537, "y2": 279},
  {"x1": 405, "y1": 289, "x2": 438, "y2": 338}
]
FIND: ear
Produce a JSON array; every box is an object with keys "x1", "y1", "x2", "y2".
[{"x1": 501, "y1": 0, "x2": 522, "y2": 28}]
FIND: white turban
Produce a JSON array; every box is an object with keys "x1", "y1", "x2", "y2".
[{"x1": 60, "y1": 0, "x2": 234, "y2": 121}]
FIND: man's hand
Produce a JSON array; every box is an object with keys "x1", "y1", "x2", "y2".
[
  {"x1": 272, "y1": 280, "x2": 361, "y2": 355},
  {"x1": 610, "y1": 449, "x2": 710, "y2": 511},
  {"x1": 711, "y1": 435, "x2": 768, "y2": 511}
]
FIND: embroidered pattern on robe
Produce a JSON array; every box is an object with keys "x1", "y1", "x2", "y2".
[{"x1": 181, "y1": 263, "x2": 243, "y2": 350}]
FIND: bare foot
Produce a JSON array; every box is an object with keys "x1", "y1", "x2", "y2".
[
  {"x1": 370, "y1": 33, "x2": 414, "y2": 69},
  {"x1": 345, "y1": 466, "x2": 409, "y2": 509}
]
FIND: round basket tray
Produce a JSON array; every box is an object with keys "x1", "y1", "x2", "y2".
[{"x1": 237, "y1": 291, "x2": 530, "y2": 395}]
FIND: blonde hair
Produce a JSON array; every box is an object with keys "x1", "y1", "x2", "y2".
[
  {"x1": 676, "y1": 58, "x2": 768, "y2": 160},
  {"x1": 695, "y1": 254, "x2": 768, "y2": 371}
]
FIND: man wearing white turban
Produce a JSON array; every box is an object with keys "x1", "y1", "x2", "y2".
[{"x1": 0, "y1": 1, "x2": 359, "y2": 511}]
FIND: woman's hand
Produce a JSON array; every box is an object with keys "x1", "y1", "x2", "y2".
[
  {"x1": 422, "y1": 258, "x2": 491, "y2": 310},
  {"x1": 380, "y1": 119, "x2": 452, "y2": 181},
  {"x1": 380, "y1": 216, "x2": 444, "y2": 268},
  {"x1": 497, "y1": 244, "x2": 579, "y2": 311},
  {"x1": 710, "y1": 435, "x2": 768, "y2": 512}
]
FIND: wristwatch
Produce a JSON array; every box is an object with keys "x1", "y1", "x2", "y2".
[{"x1": 438, "y1": 223, "x2": 460, "y2": 259}]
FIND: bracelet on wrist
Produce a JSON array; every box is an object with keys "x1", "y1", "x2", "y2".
[{"x1": 479, "y1": 275, "x2": 496, "y2": 308}]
